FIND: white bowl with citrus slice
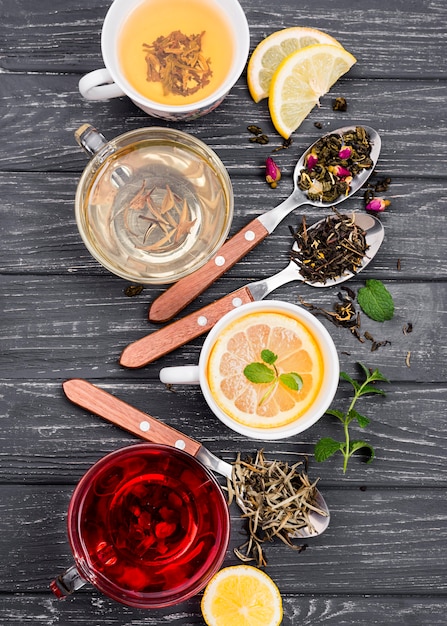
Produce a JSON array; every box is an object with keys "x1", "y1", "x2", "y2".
[{"x1": 160, "y1": 300, "x2": 339, "y2": 440}]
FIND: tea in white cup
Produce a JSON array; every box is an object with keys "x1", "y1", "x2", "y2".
[{"x1": 79, "y1": 0, "x2": 250, "y2": 120}]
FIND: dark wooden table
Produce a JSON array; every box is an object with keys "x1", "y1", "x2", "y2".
[{"x1": 2, "y1": 0, "x2": 447, "y2": 624}]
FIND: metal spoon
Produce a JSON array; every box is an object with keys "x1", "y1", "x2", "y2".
[
  {"x1": 149, "y1": 125, "x2": 381, "y2": 323},
  {"x1": 63, "y1": 378, "x2": 330, "y2": 538},
  {"x1": 120, "y1": 213, "x2": 384, "y2": 368}
]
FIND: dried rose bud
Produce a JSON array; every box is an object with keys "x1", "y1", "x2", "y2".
[
  {"x1": 265, "y1": 157, "x2": 281, "y2": 188},
  {"x1": 306, "y1": 151, "x2": 318, "y2": 170},
  {"x1": 329, "y1": 164, "x2": 351, "y2": 178},
  {"x1": 366, "y1": 197, "x2": 391, "y2": 212},
  {"x1": 338, "y1": 146, "x2": 352, "y2": 159}
]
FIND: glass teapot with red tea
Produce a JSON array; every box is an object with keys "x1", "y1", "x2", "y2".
[{"x1": 50, "y1": 443, "x2": 230, "y2": 608}]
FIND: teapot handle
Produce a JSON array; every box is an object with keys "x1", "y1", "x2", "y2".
[{"x1": 50, "y1": 564, "x2": 87, "y2": 599}]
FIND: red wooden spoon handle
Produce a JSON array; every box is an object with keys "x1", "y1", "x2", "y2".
[
  {"x1": 62, "y1": 378, "x2": 202, "y2": 457},
  {"x1": 148, "y1": 217, "x2": 268, "y2": 323},
  {"x1": 120, "y1": 286, "x2": 254, "y2": 368}
]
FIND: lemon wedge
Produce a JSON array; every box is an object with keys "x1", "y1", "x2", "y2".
[
  {"x1": 269, "y1": 44, "x2": 357, "y2": 138},
  {"x1": 201, "y1": 565, "x2": 283, "y2": 626},
  {"x1": 247, "y1": 27, "x2": 344, "y2": 103}
]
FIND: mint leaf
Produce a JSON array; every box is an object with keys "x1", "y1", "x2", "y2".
[
  {"x1": 340, "y1": 371, "x2": 360, "y2": 392},
  {"x1": 243, "y1": 362, "x2": 275, "y2": 384},
  {"x1": 243, "y1": 346, "x2": 304, "y2": 407},
  {"x1": 358, "y1": 384, "x2": 386, "y2": 397},
  {"x1": 357, "y1": 279, "x2": 394, "y2": 322},
  {"x1": 261, "y1": 349, "x2": 277, "y2": 365},
  {"x1": 349, "y1": 409, "x2": 370, "y2": 428},
  {"x1": 315, "y1": 363, "x2": 388, "y2": 472},
  {"x1": 349, "y1": 440, "x2": 375, "y2": 463},
  {"x1": 279, "y1": 372, "x2": 303, "y2": 391},
  {"x1": 325, "y1": 409, "x2": 346, "y2": 422},
  {"x1": 315, "y1": 437, "x2": 343, "y2": 462}
]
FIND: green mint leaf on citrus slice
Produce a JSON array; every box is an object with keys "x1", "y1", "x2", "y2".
[
  {"x1": 279, "y1": 372, "x2": 303, "y2": 391},
  {"x1": 315, "y1": 437, "x2": 344, "y2": 462},
  {"x1": 261, "y1": 349, "x2": 277, "y2": 365},
  {"x1": 243, "y1": 362, "x2": 276, "y2": 384},
  {"x1": 357, "y1": 279, "x2": 394, "y2": 322}
]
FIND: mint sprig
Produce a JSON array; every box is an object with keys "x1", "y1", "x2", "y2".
[
  {"x1": 314, "y1": 362, "x2": 389, "y2": 473},
  {"x1": 243, "y1": 349, "x2": 303, "y2": 406},
  {"x1": 357, "y1": 279, "x2": 394, "y2": 322}
]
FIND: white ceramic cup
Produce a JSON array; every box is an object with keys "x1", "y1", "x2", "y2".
[
  {"x1": 79, "y1": 0, "x2": 250, "y2": 120},
  {"x1": 160, "y1": 300, "x2": 340, "y2": 440}
]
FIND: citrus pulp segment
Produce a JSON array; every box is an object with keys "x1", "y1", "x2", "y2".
[
  {"x1": 269, "y1": 44, "x2": 357, "y2": 138},
  {"x1": 247, "y1": 26, "x2": 344, "y2": 103},
  {"x1": 207, "y1": 311, "x2": 324, "y2": 428},
  {"x1": 201, "y1": 565, "x2": 283, "y2": 626}
]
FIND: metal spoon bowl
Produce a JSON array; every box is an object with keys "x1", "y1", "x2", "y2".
[
  {"x1": 249, "y1": 212, "x2": 385, "y2": 301},
  {"x1": 120, "y1": 213, "x2": 385, "y2": 368}
]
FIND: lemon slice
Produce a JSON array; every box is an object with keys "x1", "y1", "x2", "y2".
[
  {"x1": 201, "y1": 565, "x2": 283, "y2": 626},
  {"x1": 269, "y1": 43, "x2": 357, "y2": 138},
  {"x1": 247, "y1": 27, "x2": 344, "y2": 103},
  {"x1": 207, "y1": 310, "x2": 323, "y2": 429}
]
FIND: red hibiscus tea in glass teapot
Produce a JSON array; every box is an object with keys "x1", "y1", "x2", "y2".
[{"x1": 50, "y1": 443, "x2": 230, "y2": 608}]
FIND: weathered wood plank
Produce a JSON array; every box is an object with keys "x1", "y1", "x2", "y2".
[
  {"x1": 1, "y1": 0, "x2": 447, "y2": 79},
  {"x1": 0, "y1": 380, "x2": 446, "y2": 486},
  {"x1": 1, "y1": 275, "x2": 445, "y2": 383},
  {"x1": 2, "y1": 593, "x2": 447, "y2": 626},
  {"x1": 0, "y1": 172, "x2": 446, "y2": 280},
  {"x1": 0, "y1": 73, "x2": 446, "y2": 176},
  {"x1": 1, "y1": 485, "x2": 446, "y2": 595}
]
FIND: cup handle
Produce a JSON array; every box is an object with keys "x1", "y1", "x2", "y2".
[
  {"x1": 79, "y1": 68, "x2": 126, "y2": 101},
  {"x1": 160, "y1": 365, "x2": 200, "y2": 385},
  {"x1": 50, "y1": 564, "x2": 87, "y2": 599}
]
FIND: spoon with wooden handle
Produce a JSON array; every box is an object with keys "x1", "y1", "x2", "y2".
[
  {"x1": 120, "y1": 213, "x2": 384, "y2": 368},
  {"x1": 62, "y1": 378, "x2": 330, "y2": 538},
  {"x1": 148, "y1": 125, "x2": 381, "y2": 323}
]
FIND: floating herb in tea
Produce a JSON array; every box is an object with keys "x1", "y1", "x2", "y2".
[
  {"x1": 143, "y1": 30, "x2": 212, "y2": 97},
  {"x1": 290, "y1": 210, "x2": 369, "y2": 283},
  {"x1": 298, "y1": 126, "x2": 373, "y2": 203},
  {"x1": 113, "y1": 182, "x2": 196, "y2": 253},
  {"x1": 227, "y1": 450, "x2": 326, "y2": 567},
  {"x1": 315, "y1": 363, "x2": 389, "y2": 473}
]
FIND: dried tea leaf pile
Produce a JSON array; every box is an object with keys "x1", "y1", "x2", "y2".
[
  {"x1": 227, "y1": 450, "x2": 326, "y2": 567},
  {"x1": 290, "y1": 210, "x2": 369, "y2": 283},
  {"x1": 298, "y1": 126, "x2": 373, "y2": 203},
  {"x1": 143, "y1": 30, "x2": 212, "y2": 97}
]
